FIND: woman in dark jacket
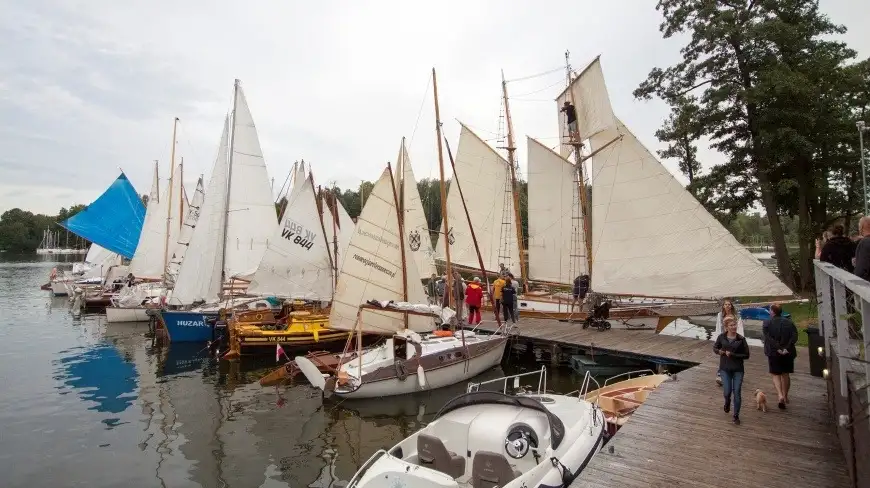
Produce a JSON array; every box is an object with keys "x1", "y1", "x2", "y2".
[
  {"x1": 500, "y1": 278, "x2": 517, "y2": 324},
  {"x1": 713, "y1": 316, "x2": 750, "y2": 425}
]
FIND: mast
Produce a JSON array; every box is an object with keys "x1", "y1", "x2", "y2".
[
  {"x1": 163, "y1": 117, "x2": 179, "y2": 280},
  {"x1": 501, "y1": 70, "x2": 528, "y2": 290},
  {"x1": 398, "y1": 137, "x2": 406, "y2": 215},
  {"x1": 432, "y1": 68, "x2": 454, "y2": 310},
  {"x1": 219, "y1": 82, "x2": 240, "y2": 290},
  {"x1": 387, "y1": 161, "x2": 410, "y2": 329},
  {"x1": 178, "y1": 156, "x2": 184, "y2": 234},
  {"x1": 565, "y1": 51, "x2": 593, "y2": 276}
]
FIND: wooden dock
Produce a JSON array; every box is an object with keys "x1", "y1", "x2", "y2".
[{"x1": 469, "y1": 319, "x2": 850, "y2": 487}]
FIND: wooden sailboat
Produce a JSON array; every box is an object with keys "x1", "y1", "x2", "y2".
[
  {"x1": 292, "y1": 69, "x2": 509, "y2": 399},
  {"x1": 583, "y1": 371, "x2": 670, "y2": 436},
  {"x1": 474, "y1": 54, "x2": 793, "y2": 330}
]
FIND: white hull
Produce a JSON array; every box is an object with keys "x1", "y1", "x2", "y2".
[
  {"x1": 105, "y1": 306, "x2": 153, "y2": 323},
  {"x1": 336, "y1": 338, "x2": 507, "y2": 400},
  {"x1": 50, "y1": 281, "x2": 70, "y2": 297}
]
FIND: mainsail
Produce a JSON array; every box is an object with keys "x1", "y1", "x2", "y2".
[
  {"x1": 526, "y1": 137, "x2": 586, "y2": 284},
  {"x1": 396, "y1": 139, "x2": 437, "y2": 279},
  {"x1": 555, "y1": 55, "x2": 616, "y2": 158},
  {"x1": 247, "y1": 174, "x2": 335, "y2": 300},
  {"x1": 437, "y1": 124, "x2": 521, "y2": 275},
  {"x1": 321, "y1": 191, "x2": 355, "y2": 271},
  {"x1": 328, "y1": 167, "x2": 431, "y2": 334},
  {"x1": 166, "y1": 176, "x2": 205, "y2": 281},
  {"x1": 130, "y1": 162, "x2": 185, "y2": 278}
]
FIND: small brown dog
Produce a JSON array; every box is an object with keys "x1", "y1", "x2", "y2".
[{"x1": 755, "y1": 389, "x2": 768, "y2": 412}]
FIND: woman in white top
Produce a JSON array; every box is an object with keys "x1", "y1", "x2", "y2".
[{"x1": 715, "y1": 299, "x2": 745, "y2": 386}]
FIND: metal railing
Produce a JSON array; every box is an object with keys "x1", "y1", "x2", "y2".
[
  {"x1": 602, "y1": 369, "x2": 656, "y2": 388},
  {"x1": 467, "y1": 366, "x2": 547, "y2": 395}
]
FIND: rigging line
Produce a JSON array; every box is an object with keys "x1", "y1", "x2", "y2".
[
  {"x1": 504, "y1": 66, "x2": 564, "y2": 83},
  {"x1": 511, "y1": 78, "x2": 565, "y2": 98},
  {"x1": 510, "y1": 98, "x2": 558, "y2": 102},
  {"x1": 408, "y1": 74, "x2": 433, "y2": 150}
]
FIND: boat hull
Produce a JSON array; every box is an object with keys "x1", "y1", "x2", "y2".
[
  {"x1": 105, "y1": 306, "x2": 153, "y2": 323},
  {"x1": 158, "y1": 310, "x2": 219, "y2": 343},
  {"x1": 50, "y1": 281, "x2": 69, "y2": 297},
  {"x1": 483, "y1": 296, "x2": 671, "y2": 330},
  {"x1": 334, "y1": 336, "x2": 508, "y2": 400}
]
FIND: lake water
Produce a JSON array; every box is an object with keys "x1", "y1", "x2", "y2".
[{"x1": 2, "y1": 254, "x2": 635, "y2": 488}]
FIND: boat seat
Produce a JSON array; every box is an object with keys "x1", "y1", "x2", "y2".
[
  {"x1": 471, "y1": 450, "x2": 521, "y2": 488},
  {"x1": 417, "y1": 433, "x2": 465, "y2": 479}
]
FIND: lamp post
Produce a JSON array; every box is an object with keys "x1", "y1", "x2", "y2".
[{"x1": 860, "y1": 121, "x2": 867, "y2": 215}]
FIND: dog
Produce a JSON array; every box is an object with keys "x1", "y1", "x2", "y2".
[{"x1": 755, "y1": 389, "x2": 768, "y2": 412}]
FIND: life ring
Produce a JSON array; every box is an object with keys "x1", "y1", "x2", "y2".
[
  {"x1": 395, "y1": 361, "x2": 408, "y2": 381},
  {"x1": 433, "y1": 330, "x2": 453, "y2": 337},
  {"x1": 255, "y1": 312, "x2": 264, "y2": 321}
]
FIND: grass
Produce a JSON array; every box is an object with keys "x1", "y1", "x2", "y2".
[{"x1": 736, "y1": 297, "x2": 816, "y2": 347}]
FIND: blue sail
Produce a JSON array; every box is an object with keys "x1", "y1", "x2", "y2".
[{"x1": 60, "y1": 173, "x2": 146, "y2": 259}]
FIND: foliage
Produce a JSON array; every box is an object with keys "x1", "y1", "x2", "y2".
[
  {"x1": 0, "y1": 206, "x2": 90, "y2": 252},
  {"x1": 636, "y1": 0, "x2": 870, "y2": 291}
]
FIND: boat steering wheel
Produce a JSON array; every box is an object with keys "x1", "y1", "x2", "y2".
[{"x1": 504, "y1": 424, "x2": 539, "y2": 460}]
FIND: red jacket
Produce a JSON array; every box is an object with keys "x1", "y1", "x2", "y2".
[{"x1": 465, "y1": 282, "x2": 483, "y2": 307}]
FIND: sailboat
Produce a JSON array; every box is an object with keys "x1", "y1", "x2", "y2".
[
  {"x1": 165, "y1": 176, "x2": 206, "y2": 285},
  {"x1": 157, "y1": 79, "x2": 279, "y2": 342},
  {"x1": 471, "y1": 55, "x2": 792, "y2": 329},
  {"x1": 294, "y1": 69, "x2": 509, "y2": 400},
  {"x1": 395, "y1": 138, "x2": 438, "y2": 281}
]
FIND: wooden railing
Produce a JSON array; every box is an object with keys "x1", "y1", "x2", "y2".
[{"x1": 813, "y1": 260, "x2": 869, "y2": 488}]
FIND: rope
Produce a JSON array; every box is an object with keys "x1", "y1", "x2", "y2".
[
  {"x1": 505, "y1": 66, "x2": 564, "y2": 83},
  {"x1": 408, "y1": 74, "x2": 433, "y2": 150}
]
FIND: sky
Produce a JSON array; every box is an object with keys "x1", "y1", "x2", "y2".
[{"x1": 1, "y1": 0, "x2": 868, "y2": 216}]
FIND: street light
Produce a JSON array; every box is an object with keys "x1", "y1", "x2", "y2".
[{"x1": 860, "y1": 120, "x2": 867, "y2": 215}]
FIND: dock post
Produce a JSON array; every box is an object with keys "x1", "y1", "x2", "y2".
[{"x1": 551, "y1": 344, "x2": 561, "y2": 366}]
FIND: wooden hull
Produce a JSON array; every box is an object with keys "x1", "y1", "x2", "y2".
[
  {"x1": 584, "y1": 373, "x2": 670, "y2": 432},
  {"x1": 481, "y1": 296, "x2": 674, "y2": 330},
  {"x1": 226, "y1": 308, "x2": 358, "y2": 358}
]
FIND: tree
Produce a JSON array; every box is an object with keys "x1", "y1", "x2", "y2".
[{"x1": 656, "y1": 96, "x2": 703, "y2": 190}]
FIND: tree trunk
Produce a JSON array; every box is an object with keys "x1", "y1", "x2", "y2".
[{"x1": 796, "y1": 156, "x2": 814, "y2": 291}]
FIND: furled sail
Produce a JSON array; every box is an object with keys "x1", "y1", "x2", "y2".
[
  {"x1": 588, "y1": 118, "x2": 792, "y2": 298},
  {"x1": 247, "y1": 174, "x2": 335, "y2": 300},
  {"x1": 555, "y1": 56, "x2": 616, "y2": 158},
  {"x1": 329, "y1": 167, "x2": 432, "y2": 334},
  {"x1": 223, "y1": 84, "x2": 278, "y2": 278},
  {"x1": 166, "y1": 176, "x2": 205, "y2": 282},
  {"x1": 396, "y1": 140, "x2": 437, "y2": 279},
  {"x1": 60, "y1": 173, "x2": 145, "y2": 259},
  {"x1": 171, "y1": 116, "x2": 230, "y2": 305},
  {"x1": 437, "y1": 124, "x2": 521, "y2": 275},
  {"x1": 526, "y1": 137, "x2": 586, "y2": 284}
]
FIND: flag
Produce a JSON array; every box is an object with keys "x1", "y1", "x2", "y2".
[{"x1": 276, "y1": 343, "x2": 286, "y2": 363}]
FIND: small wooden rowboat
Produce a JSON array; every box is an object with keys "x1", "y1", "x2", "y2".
[{"x1": 583, "y1": 371, "x2": 671, "y2": 436}]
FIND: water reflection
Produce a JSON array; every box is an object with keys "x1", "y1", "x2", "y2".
[{"x1": 54, "y1": 344, "x2": 138, "y2": 419}]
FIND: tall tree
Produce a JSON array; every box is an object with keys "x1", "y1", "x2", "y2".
[{"x1": 656, "y1": 95, "x2": 703, "y2": 190}]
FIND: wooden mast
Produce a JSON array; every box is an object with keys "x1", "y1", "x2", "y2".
[
  {"x1": 501, "y1": 70, "x2": 527, "y2": 291},
  {"x1": 163, "y1": 117, "x2": 179, "y2": 280},
  {"x1": 387, "y1": 161, "x2": 410, "y2": 329},
  {"x1": 432, "y1": 68, "x2": 454, "y2": 310},
  {"x1": 565, "y1": 51, "x2": 593, "y2": 276}
]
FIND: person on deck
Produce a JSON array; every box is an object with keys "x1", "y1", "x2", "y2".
[
  {"x1": 465, "y1": 277, "x2": 484, "y2": 325},
  {"x1": 501, "y1": 277, "x2": 517, "y2": 324},
  {"x1": 820, "y1": 224, "x2": 856, "y2": 273},
  {"x1": 853, "y1": 217, "x2": 870, "y2": 280},
  {"x1": 435, "y1": 276, "x2": 446, "y2": 307},
  {"x1": 442, "y1": 271, "x2": 465, "y2": 321},
  {"x1": 426, "y1": 273, "x2": 438, "y2": 305},
  {"x1": 561, "y1": 101, "x2": 579, "y2": 142},
  {"x1": 713, "y1": 316, "x2": 750, "y2": 425},
  {"x1": 714, "y1": 299, "x2": 745, "y2": 386},
  {"x1": 126, "y1": 273, "x2": 135, "y2": 287},
  {"x1": 507, "y1": 272, "x2": 521, "y2": 322},
  {"x1": 492, "y1": 274, "x2": 506, "y2": 321},
  {"x1": 763, "y1": 303, "x2": 798, "y2": 410},
  {"x1": 572, "y1": 274, "x2": 589, "y2": 311}
]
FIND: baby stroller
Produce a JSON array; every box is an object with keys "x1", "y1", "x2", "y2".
[{"x1": 582, "y1": 294, "x2": 612, "y2": 331}]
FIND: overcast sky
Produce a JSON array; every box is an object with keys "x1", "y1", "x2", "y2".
[{"x1": 1, "y1": 0, "x2": 867, "y2": 215}]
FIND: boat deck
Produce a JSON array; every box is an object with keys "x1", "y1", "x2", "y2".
[{"x1": 466, "y1": 319, "x2": 850, "y2": 487}]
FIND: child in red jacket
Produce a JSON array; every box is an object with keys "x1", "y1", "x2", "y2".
[{"x1": 465, "y1": 277, "x2": 484, "y2": 325}]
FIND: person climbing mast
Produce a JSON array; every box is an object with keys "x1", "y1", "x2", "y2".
[{"x1": 561, "y1": 100, "x2": 579, "y2": 143}]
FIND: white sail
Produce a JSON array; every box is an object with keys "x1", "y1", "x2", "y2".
[
  {"x1": 223, "y1": 85, "x2": 278, "y2": 279},
  {"x1": 526, "y1": 137, "x2": 586, "y2": 284},
  {"x1": 85, "y1": 243, "x2": 111, "y2": 264},
  {"x1": 171, "y1": 116, "x2": 230, "y2": 305},
  {"x1": 437, "y1": 124, "x2": 520, "y2": 275},
  {"x1": 165, "y1": 162, "x2": 187, "y2": 267},
  {"x1": 329, "y1": 168, "x2": 431, "y2": 334},
  {"x1": 397, "y1": 140, "x2": 437, "y2": 279},
  {"x1": 129, "y1": 162, "x2": 165, "y2": 278},
  {"x1": 166, "y1": 177, "x2": 205, "y2": 281},
  {"x1": 321, "y1": 192, "x2": 355, "y2": 273},
  {"x1": 247, "y1": 174, "x2": 335, "y2": 300},
  {"x1": 588, "y1": 118, "x2": 792, "y2": 298},
  {"x1": 555, "y1": 56, "x2": 616, "y2": 158},
  {"x1": 289, "y1": 160, "x2": 307, "y2": 202}
]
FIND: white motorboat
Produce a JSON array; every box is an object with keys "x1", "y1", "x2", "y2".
[{"x1": 347, "y1": 367, "x2": 606, "y2": 487}]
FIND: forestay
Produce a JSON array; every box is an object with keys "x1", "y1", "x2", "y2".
[
  {"x1": 555, "y1": 56, "x2": 616, "y2": 159},
  {"x1": 329, "y1": 167, "x2": 432, "y2": 334},
  {"x1": 248, "y1": 174, "x2": 334, "y2": 300},
  {"x1": 588, "y1": 119, "x2": 792, "y2": 298},
  {"x1": 396, "y1": 140, "x2": 437, "y2": 279},
  {"x1": 171, "y1": 116, "x2": 230, "y2": 305},
  {"x1": 437, "y1": 124, "x2": 521, "y2": 275},
  {"x1": 224, "y1": 85, "x2": 278, "y2": 278},
  {"x1": 526, "y1": 137, "x2": 586, "y2": 284}
]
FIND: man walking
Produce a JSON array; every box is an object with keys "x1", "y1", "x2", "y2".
[
  {"x1": 762, "y1": 303, "x2": 798, "y2": 410},
  {"x1": 854, "y1": 217, "x2": 870, "y2": 280},
  {"x1": 820, "y1": 224, "x2": 857, "y2": 272}
]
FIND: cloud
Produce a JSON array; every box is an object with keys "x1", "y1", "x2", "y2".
[{"x1": 1, "y1": 0, "x2": 867, "y2": 216}]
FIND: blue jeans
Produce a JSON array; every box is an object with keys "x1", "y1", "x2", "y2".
[{"x1": 720, "y1": 370, "x2": 744, "y2": 416}]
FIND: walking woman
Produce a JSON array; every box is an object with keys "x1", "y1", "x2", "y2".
[
  {"x1": 501, "y1": 277, "x2": 517, "y2": 324},
  {"x1": 713, "y1": 316, "x2": 750, "y2": 425},
  {"x1": 714, "y1": 299, "x2": 745, "y2": 386}
]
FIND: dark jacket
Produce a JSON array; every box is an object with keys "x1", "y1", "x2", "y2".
[
  {"x1": 820, "y1": 236, "x2": 857, "y2": 273},
  {"x1": 855, "y1": 237, "x2": 870, "y2": 280},
  {"x1": 501, "y1": 283, "x2": 517, "y2": 305},
  {"x1": 713, "y1": 333, "x2": 750, "y2": 372},
  {"x1": 762, "y1": 316, "x2": 798, "y2": 358}
]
